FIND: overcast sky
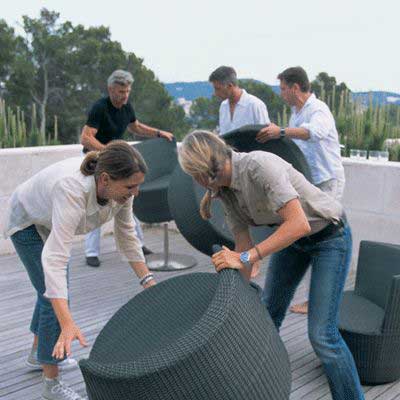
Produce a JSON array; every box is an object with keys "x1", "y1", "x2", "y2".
[{"x1": 3, "y1": 0, "x2": 399, "y2": 93}]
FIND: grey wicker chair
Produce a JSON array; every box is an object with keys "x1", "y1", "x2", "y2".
[
  {"x1": 133, "y1": 138, "x2": 196, "y2": 271},
  {"x1": 79, "y1": 269, "x2": 291, "y2": 399},
  {"x1": 338, "y1": 240, "x2": 400, "y2": 384},
  {"x1": 222, "y1": 124, "x2": 312, "y2": 182},
  {"x1": 168, "y1": 125, "x2": 312, "y2": 256}
]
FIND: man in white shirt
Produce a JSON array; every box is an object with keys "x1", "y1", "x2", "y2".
[
  {"x1": 257, "y1": 66, "x2": 345, "y2": 314},
  {"x1": 209, "y1": 66, "x2": 270, "y2": 135}
]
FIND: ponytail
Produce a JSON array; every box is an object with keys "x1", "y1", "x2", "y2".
[
  {"x1": 178, "y1": 130, "x2": 231, "y2": 220},
  {"x1": 80, "y1": 151, "x2": 100, "y2": 176},
  {"x1": 80, "y1": 141, "x2": 147, "y2": 180},
  {"x1": 200, "y1": 189, "x2": 213, "y2": 220}
]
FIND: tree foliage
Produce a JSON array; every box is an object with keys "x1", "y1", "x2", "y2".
[{"x1": 0, "y1": 9, "x2": 188, "y2": 144}]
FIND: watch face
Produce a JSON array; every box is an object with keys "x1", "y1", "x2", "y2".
[{"x1": 240, "y1": 251, "x2": 250, "y2": 263}]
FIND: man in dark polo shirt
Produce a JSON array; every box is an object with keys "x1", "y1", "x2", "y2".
[{"x1": 81, "y1": 69, "x2": 174, "y2": 267}]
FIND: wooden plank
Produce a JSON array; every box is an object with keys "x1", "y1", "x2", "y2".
[{"x1": 0, "y1": 227, "x2": 396, "y2": 400}]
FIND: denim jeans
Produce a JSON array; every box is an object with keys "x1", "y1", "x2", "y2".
[
  {"x1": 11, "y1": 225, "x2": 69, "y2": 365},
  {"x1": 85, "y1": 214, "x2": 144, "y2": 257},
  {"x1": 261, "y1": 222, "x2": 365, "y2": 400}
]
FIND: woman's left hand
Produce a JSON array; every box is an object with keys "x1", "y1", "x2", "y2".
[{"x1": 211, "y1": 246, "x2": 244, "y2": 272}]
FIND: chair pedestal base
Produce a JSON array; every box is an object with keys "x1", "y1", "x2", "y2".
[
  {"x1": 146, "y1": 223, "x2": 197, "y2": 271},
  {"x1": 146, "y1": 253, "x2": 197, "y2": 271}
]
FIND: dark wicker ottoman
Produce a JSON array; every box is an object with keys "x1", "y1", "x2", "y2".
[{"x1": 79, "y1": 270, "x2": 291, "y2": 399}]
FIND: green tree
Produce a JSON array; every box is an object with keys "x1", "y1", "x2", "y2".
[
  {"x1": 0, "y1": 20, "x2": 17, "y2": 85},
  {"x1": 190, "y1": 96, "x2": 221, "y2": 130},
  {"x1": 1, "y1": 8, "x2": 189, "y2": 144},
  {"x1": 311, "y1": 72, "x2": 350, "y2": 113},
  {"x1": 126, "y1": 52, "x2": 190, "y2": 140}
]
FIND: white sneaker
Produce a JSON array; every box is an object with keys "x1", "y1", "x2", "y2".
[
  {"x1": 42, "y1": 376, "x2": 86, "y2": 400},
  {"x1": 26, "y1": 346, "x2": 78, "y2": 371}
]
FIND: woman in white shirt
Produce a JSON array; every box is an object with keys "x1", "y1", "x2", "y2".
[{"x1": 5, "y1": 141, "x2": 156, "y2": 400}]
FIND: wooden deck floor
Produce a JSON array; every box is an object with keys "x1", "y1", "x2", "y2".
[{"x1": 1, "y1": 226, "x2": 399, "y2": 399}]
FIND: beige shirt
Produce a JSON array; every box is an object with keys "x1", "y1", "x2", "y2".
[
  {"x1": 4, "y1": 157, "x2": 145, "y2": 299},
  {"x1": 219, "y1": 151, "x2": 343, "y2": 236}
]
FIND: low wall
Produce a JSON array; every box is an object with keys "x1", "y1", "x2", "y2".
[
  {"x1": 1, "y1": 145, "x2": 400, "y2": 260},
  {"x1": 342, "y1": 158, "x2": 400, "y2": 258}
]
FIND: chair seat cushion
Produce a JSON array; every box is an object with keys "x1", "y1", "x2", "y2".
[{"x1": 339, "y1": 291, "x2": 385, "y2": 335}]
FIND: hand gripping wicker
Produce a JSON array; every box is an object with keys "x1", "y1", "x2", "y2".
[{"x1": 79, "y1": 270, "x2": 291, "y2": 399}]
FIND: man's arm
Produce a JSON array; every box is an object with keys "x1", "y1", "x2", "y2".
[
  {"x1": 256, "y1": 123, "x2": 310, "y2": 142},
  {"x1": 128, "y1": 120, "x2": 174, "y2": 141},
  {"x1": 80, "y1": 125, "x2": 106, "y2": 151}
]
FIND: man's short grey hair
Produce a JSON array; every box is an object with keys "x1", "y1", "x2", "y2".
[
  {"x1": 107, "y1": 70, "x2": 134, "y2": 87},
  {"x1": 209, "y1": 66, "x2": 238, "y2": 86}
]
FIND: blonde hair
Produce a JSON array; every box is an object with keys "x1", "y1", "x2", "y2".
[
  {"x1": 80, "y1": 140, "x2": 147, "y2": 180},
  {"x1": 178, "y1": 130, "x2": 232, "y2": 219}
]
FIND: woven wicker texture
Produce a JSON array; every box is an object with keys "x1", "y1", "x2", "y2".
[
  {"x1": 221, "y1": 124, "x2": 312, "y2": 182},
  {"x1": 339, "y1": 240, "x2": 400, "y2": 384},
  {"x1": 168, "y1": 164, "x2": 234, "y2": 255},
  {"x1": 132, "y1": 138, "x2": 178, "y2": 223},
  {"x1": 80, "y1": 270, "x2": 291, "y2": 399},
  {"x1": 168, "y1": 125, "x2": 312, "y2": 256}
]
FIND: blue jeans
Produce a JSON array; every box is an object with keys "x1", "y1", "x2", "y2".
[
  {"x1": 85, "y1": 214, "x2": 144, "y2": 257},
  {"x1": 11, "y1": 225, "x2": 68, "y2": 365},
  {"x1": 261, "y1": 222, "x2": 365, "y2": 400}
]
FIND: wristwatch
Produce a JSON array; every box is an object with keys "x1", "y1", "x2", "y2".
[
  {"x1": 239, "y1": 251, "x2": 252, "y2": 271},
  {"x1": 280, "y1": 128, "x2": 286, "y2": 138}
]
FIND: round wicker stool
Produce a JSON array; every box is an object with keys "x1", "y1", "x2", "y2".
[{"x1": 80, "y1": 270, "x2": 291, "y2": 399}]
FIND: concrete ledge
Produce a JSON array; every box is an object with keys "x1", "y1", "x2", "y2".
[{"x1": 342, "y1": 158, "x2": 400, "y2": 257}]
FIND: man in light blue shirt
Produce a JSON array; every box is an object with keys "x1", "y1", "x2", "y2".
[
  {"x1": 257, "y1": 66, "x2": 345, "y2": 199},
  {"x1": 257, "y1": 66, "x2": 345, "y2": 314},
  {"x1": 209, "y1": 66, "x2": 270, "y2": 135}
]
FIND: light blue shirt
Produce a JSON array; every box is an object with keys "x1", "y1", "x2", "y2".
[
  {"x1": 219, "y1": 89, "x2": 270, "y2": 135},
  {"x1": 289, "y1": 93, "x2": 344, "y2": 185}
]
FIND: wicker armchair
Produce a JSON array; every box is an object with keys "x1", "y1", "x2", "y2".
[
  {"x1": 338, "y1": 240, "x2": 400, "y2": 384},
  {"x1": 168, "y1": 125, "x2": 312, "y2": 256},
  {"x1": 80, "y1": 270, "x2": 291, "y2": 399},
  {"x1": 133, "y1": 138, "x2": 196, "y2": 270},
  {"x1": 222, "y1": 124, "x2": 312, "y2": 182}
]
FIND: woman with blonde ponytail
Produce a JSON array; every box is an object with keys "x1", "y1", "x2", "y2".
[
  {"x1": 178, "y1": 130, "x2": 364, "y2": 400},
  {"x1": 4, "y1": 140, "x2": 157, "y2": 400}
]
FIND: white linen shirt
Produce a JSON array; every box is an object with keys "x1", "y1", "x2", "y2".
[
  {"x1": 289, "y1": 93, "x2": 345, "y2": 185},
  {"x1": 4, "y1": 157, "x2": 145, "y2": 299},
  {"x1": 219, "y1": 89, "x2": 270, "y2": 135}
]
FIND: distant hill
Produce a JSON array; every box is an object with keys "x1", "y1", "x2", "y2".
[
  {"x1": 164, "y1": 81, "x2": 400, "y2": 106},
  {"x1": 352, "y1": 92, "x2": 400, "y2": 106},
  {"x1": 164, "y1": 81, "x2": 214, "y2": 101}
]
